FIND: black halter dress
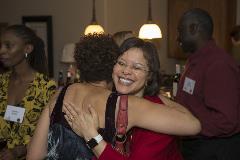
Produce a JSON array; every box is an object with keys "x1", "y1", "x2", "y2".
[{"x1": 46, "y1": 85, "x2": 118, "y2": 160}]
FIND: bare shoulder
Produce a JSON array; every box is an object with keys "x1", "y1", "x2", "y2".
[
  {"x1": 63, "y1": 83, "x2": 111, "y2": 107},
  {"x1": 84, "y1": 87, "x2": 111, "y2": 107},
  {"x1": 48, "y1": 84, "x2": 84, "y2": 114}
]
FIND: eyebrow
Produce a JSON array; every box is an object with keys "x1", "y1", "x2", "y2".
[{"x1": 118, "y1": 58, "x2": 147, "y2": 67}]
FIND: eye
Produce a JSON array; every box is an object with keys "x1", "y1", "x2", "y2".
[
  {"x1": 132, "y1": 65, "x2": 142, "y2": 70},
  {"x1": 117, "y1": 60, "x2": 125, "y2": 66},
  {"x1": 2, "y1": 42, "x2": 11, "y2": 49}
]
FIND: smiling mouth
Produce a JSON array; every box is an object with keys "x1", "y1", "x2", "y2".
[{"x1": 119, "y1": 77, "x2": 133, "y2": 86}]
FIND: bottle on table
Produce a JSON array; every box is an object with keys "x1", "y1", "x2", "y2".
[
  {"x1": 172, "y1": 64, "x2": 181, "y2": 98},
  {"x1": 66, "y1": 70, "x2": 72, "y2": 85},
  {"x1": 58, "y1": 70, "x2": 65, "y2": 90},
  {"x1": 74, "y1": 69, "x2": 80, "y2": 83}
]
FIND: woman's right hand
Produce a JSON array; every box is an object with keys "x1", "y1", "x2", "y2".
[{"x1": 63, "y1": 102, "x2": 100, "y2": 141}]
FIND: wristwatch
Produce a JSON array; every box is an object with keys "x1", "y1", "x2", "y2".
[{"x1": 86, "y1": 134, "x2": 103, "y2": 149}]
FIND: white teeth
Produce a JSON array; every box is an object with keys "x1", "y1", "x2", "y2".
[{"x1": 119, "y1": 77, "x2": 133, "y2": 85}]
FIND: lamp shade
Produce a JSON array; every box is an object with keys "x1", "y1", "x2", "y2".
[
  {"x1": 84, "y1": 24, "x2": 104, "y2": 35},
  {"x1": 84, "y1": 0, "x2": 104, "y2": 35},
  {"x1": 139, "y1": 23, "x2": 162, "y2": 39},
  {"x1": 138, "y1": 0, "x2": 162, "y2": 40},
  {"x1": 61, "y1": 43, "x2": 76, "y2": 63}
]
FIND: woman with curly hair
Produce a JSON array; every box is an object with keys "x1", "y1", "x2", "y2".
[
  {"x1": 27, "y1": 34, "x2": 200, "y2": 160},
  {"x1": 27, "y1": 33, "x2": 121, "y2": 160},
  {"x1": 0, "y1": 24, "x2": 56, "y2": 160}
]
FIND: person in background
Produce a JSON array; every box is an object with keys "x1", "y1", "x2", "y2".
[
  {"x1": 176, "y1": 8, "x2": 240, "y2": 160},
  {"x1": 230, "y1": 25, "x2": 240, "y2": 66},
  {"x1": 0, "y1": 24, "x2": 56, "y2": 160},
  {"x1": 27, "y1": 34, "x2": 200, "y2": 160},
  {"x1": 64, "y1": 37, "x2": 183, "y2": 159},
  {"x1": 113, "y1": 31, "x2": 135, "y2": 46}
]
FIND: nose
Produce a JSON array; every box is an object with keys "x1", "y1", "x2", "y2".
[{"x1": 122, "y1": 65, "x2": 132, "y2": 74}]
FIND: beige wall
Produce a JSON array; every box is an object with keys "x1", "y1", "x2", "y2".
[
  {"x1": 0, "y1": 0, "x2": 239, "y2": 79},
  {"x1": 104, "y1": 0, "x2": 177, "y2": 76},
  {"x1": 237, "y1": 0, "x2": 240, "y2": 24}
]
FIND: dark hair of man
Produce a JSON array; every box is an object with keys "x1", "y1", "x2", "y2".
[
  {"x1": 230, "y1": 25, "x2": 240, "y2": 41},
  {"x1": 74, "y1": 33, "x2": 120, "y2": 83},
  {"x1": 119, "y1": 37, "x2": 161, "y2": 96},
  {"x1": 5, "y1": 24, "x2": 48, "y2": 75},
  {"x1": 183, "y1": 8, "x2": 214, "y2": 39}
]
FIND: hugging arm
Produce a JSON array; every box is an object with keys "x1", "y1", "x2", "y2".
[
  {"x1": 63, "y1": 103, "x2": 106, "y2": 158},
  {"x1": 26, "y1": 92, "x2": 59, "y2": 160},
  {"x1": 64, "y1": 103, "x2": 124, "y2": 159},
  {"x1": 64, "y1": 95, "x2": 201, "y2": 158},
  {"x1": 128, "y1": 95, "x2": 201, "y2": 136},
  {"x1": 26, "y1": 107, "x2": 50, "y2": 160}
]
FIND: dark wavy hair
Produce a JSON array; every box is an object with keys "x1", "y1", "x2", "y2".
[
  {"x1": 4, "y1": 24, "x2": 48, "y2": 75},
  {"x1": 74, "y1": 34, "x2": 120, "y2": 83},
  {"x1": 119, "y1": 37, "x2": 161, "y2": 96}
]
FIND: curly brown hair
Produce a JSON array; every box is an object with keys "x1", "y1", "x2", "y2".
[{"x1": 74, "y1": 34, "x2": 120, "y2": 83}]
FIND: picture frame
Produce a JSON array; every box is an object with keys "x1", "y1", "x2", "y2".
[{"x1": 22, "y1": 16, "x2": 53, "y2": 77}]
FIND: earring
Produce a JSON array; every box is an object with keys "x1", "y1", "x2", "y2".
[{"x1": 25, "y1": 53, "x2": 28, "y2": 58}]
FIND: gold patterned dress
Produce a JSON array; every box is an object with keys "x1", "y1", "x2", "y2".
[{"x1": 0, "y1": 71, "x2": 56, "y2": 149}]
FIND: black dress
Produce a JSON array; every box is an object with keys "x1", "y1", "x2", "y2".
[{"x1": 46, "y1": 85, "x2": 118, "y2": 160}]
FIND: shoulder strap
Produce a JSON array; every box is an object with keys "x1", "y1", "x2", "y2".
[
  {"x1": 50, "y1": 84, "x2": 71, "y2": 125},
  {"x1": 102, "y1": 92, "x2": 118, "y2": 143},
  {"x1": 114, "y1": 95, "x2": 128, "y2": 155},
  {"x1": 116, "y1": 95, "x2": 128, "y2": 135}
]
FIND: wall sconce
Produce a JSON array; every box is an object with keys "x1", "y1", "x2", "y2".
[
  {"x1": 139, "y1": 0, "x2": 162, "y2": 39},
  {"x1": 84, "y1": 0, "x2": 104, "y2": 35}
]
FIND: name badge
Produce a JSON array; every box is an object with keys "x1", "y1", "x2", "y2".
[
  {"x1": 4, "y1": 105, "x2": 25, "y2": 123},
  {"x1": 183, "y1": 77, "x2": 195, "y2": 95}
]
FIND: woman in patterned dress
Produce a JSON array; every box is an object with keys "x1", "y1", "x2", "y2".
[{"x1": 0, "y1": 25, "x2": 56, "y2": 160}]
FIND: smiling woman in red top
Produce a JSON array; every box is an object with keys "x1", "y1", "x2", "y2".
[{"x1": 65, "y1": 37, "x2": 183, "y2": 160}]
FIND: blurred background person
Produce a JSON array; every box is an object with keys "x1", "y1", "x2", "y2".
[
  {"x1": 230, "y1": 25, "x2": 240, "y2": 66},
  {"x1": 176, "y1": 8, "x2": 240, "y2": 160},
  {"x1": 113, "y1": 31, "x2": 135, "y2": 47},
  {"x1": 0, "y1": 24, "x2": 56, "y2": 160}
]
